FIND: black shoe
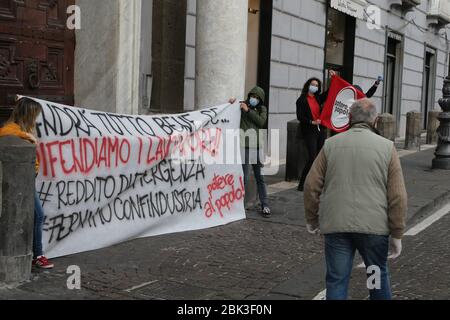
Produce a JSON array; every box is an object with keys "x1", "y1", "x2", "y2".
[
  {"x1": 262, "y1": 207, "x2": 271, "y2": 218},
  {"x1": 297, "y1": 185, "x2": 304, "y2": 192}
]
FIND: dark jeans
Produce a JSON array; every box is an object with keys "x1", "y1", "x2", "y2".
[
  {"x1": 242, "y1": 148, "x2": 268, "y2": 208},
  {"x1": 34, "y1": 192, "x2": 44, "y2": 259},
  {"x1": 299, "y1": 129, "x2": 325, "y2": 188},
  {"x1": 325, "y1": 233, "x2": 392, "y2": 300}
]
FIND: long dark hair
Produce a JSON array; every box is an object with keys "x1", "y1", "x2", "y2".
[{"x1": 301, "y1": 77, "x2": 322, "y2": 96}]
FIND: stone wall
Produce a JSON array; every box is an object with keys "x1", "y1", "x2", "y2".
[
  {"x1": 74, "y1": 0, "x2": 120, "y2": 112},
  {"x1": 354, "y1": 1, "x2": 450, "y2": 137},
  {"x1": 0, "y1": 137, "x2": 36, "y2": 284}
]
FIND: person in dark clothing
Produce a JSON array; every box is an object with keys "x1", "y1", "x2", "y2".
[
  {"x1": 354, "y1": 76, "x2": 383, "y2": 98},
  {"x1": 329, "y1": 76, "x2": 384, "y2": 137},
  {"x1": 296, "y1": 71, "x2": 336, "y2": 192},
  {"x1": 229, "y1": 87, "x2": 271, "y2": 218}
]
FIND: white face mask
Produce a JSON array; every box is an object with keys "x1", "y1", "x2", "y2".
[
  {"x1": 249, "y1": 97, "x2": 260, "y2": 107},
  {"x1": 309, "y1": 85, "x2": 319, "y2": 94}
]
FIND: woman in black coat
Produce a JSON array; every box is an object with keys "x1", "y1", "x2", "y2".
[{"x1": 296, "y1": 74, "x2": 333, "y2": 191}]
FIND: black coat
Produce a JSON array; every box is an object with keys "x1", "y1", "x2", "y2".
[
  {"x1": 296, "y1": 91, "x2": 328, "y2": 135},
  {"x1": 365, "y1": 84, "x2": 379, "y2": 98}
]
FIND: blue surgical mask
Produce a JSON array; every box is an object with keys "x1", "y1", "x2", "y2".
[
  {"x1": 309, "y1": 86, "x2": 319, "y2": 94},
  {"x1": 249, "y1": 97, "x2": 259, "y2": 107}
]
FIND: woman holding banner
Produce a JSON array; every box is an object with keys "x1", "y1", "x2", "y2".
[
  {"x1": 296, "y1": 71, "x2": 336, "y2": 192},
  {"x1": 229, "y1": 87, "x2": 271, "y2": 218},
  {"x1": 0, "y1": 98, "x2": 54, "y2": 269}
]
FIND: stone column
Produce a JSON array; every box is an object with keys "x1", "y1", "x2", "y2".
[
  {"x1": 195, "y1": 0, "x2": 248, "y2": 109},
  {"x1": 0, "y1": 137, "x2": 36, "y2": 284},
  {"x1": 116, "y1": 0, "x2": 143, "y2": 115},
  {"x1": 377, "y1": 113, "x2": 396, "y2": 142},
  {"x1": 74, "y1": 0, "x2": 121, "y2": 112},
  {"x1": 285, "y1": 120, "x2": 307, "y2": 182},
  {"x1": 405, "y1": 111, "x2": 422, "y2": 150},
  {"x1": 433, "y1": 77, "x2": 450, "y2": 170},
  {"x1": 75, "y1": 0, "x2": 152, "y2": 115}
]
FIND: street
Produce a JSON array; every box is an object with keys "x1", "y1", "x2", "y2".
[
  {"x1": 1, "y1": 0, "x2": 450, "y2": 305},
  {"x1": 1, "y1": 149, "x2": 449, "y2": 300},
  {"x1": 348, "y1": 205, "x2": 450, "y2": 300}
]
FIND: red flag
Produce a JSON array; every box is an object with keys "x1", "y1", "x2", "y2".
[{"x1": 320, "y1": 76, "x2": 366, "y2": 133}]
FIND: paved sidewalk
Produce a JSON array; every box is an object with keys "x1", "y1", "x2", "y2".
[
  {"x1": 1, "y1": 148, "x2": 449, "y2": 300},
  {"x1": 348, "y1": 207, "x2": 450, "y2": 300},
  {"x1": 251, "y1": 148, "x2": 450, "y2": 225},
  {"x1": 257, "y1": 148, "x2": 450, "y2": 299}
]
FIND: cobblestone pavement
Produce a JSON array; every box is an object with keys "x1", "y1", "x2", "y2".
[
  {"x1": 0, "y1": 217, "x2": 323, "y2": 300},
  {"x1": 1, "y1": 149, "x2": 449, "y2": 300},
  {"x1": 347, "y1": 210, "x2": 450, "y2": 300}
]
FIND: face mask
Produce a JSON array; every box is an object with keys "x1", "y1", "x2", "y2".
[
  {"x1": 249, "y1": 97, "x2": 259, "y2": 107},
  {"x1": 309, "y1": 86, "x2": 319, "y2": 94}
]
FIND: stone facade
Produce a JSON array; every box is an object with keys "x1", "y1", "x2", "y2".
[
  {"x1": 353, "y1": 0, "x2": 449, "y2": 138},
  {"x1": 0, "y1": 137, "x2": 36, "y2": 284},
  {"x1": 185, "y1": 0, "x2": 197, "y2": 111},
  {"x1": 181, "y1": 0, "x2": 449, "y2": 161},
  {"x1": 74, "y1": 0, "x2": 120, "y2": 112},
  {"x1": 74, "y1": 0, "x2": 152, "y2": 115},
  {"x1": 269, "y1": 0, "x2": 327, "y2": 161},
  {"x1": 72, "y1": 0, "x2": 450, "y2": 161}
]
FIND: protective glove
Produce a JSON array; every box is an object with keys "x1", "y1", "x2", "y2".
[
  {"x1": 388, "y1": 238, "x2": 402, "y2": 260},
  {"x1": 306, "y1": 224, "x2": 320, "y2": 236},
  {"x1": 375, "y1": 75, "x2": 384, "y2": 86}
]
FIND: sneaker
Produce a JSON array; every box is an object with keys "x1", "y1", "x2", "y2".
[
  {"x1": 33, "y1": 256, "x2": 54, "y2": 269},
  {"x1": 262, "y1": 207, "x2": 271, "y2": 218}
]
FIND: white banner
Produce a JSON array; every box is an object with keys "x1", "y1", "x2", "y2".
[{"x1": 28, "y1": 97, "x2": 246, "y2": 258}]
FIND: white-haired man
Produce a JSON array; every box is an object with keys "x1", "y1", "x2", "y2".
[{"x1": 304, "y1": 98, "x2": 407, "y2": 300}]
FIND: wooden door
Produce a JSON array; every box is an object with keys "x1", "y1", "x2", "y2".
[{"x1": 0, "y1": 0, "x2": 75, "y2": 124}]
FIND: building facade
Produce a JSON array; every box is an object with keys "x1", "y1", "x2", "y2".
[
  {"x1": 190, "y1": 0, "x2": 450, "y2": 161},
  {"x1": 1, "y1": 0, "x2": 450, "y2": 162}
]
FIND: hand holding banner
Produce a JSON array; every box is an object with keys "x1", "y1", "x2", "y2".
[
  {"x1": 320, "y1": 76, "x2": 366, "y2": 133},
  {"x1": 26, "y1": 97, "x2": 246, "y2": 258}
]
